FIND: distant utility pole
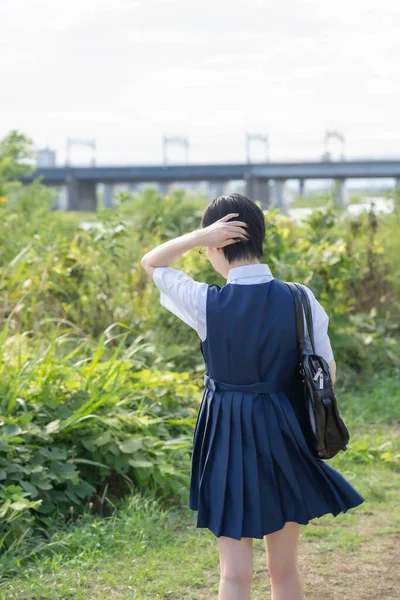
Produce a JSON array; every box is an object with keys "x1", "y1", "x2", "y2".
[
  {"x1": 163, "y1": 135, "x2": 189, "y2": 165},
  {"x1": 246, "y1": 133, "x2": 269, "y2": 163},
  {"x1": 66, "y1": 137, "x2": 96, "y2": 166},
  {"x1": 323, "y1": 130, "x2": 345, "y2": 161}
]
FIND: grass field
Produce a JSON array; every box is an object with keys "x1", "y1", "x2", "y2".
[{"x1": 0, "y1": 374, "x2": 399, "y2": 600}]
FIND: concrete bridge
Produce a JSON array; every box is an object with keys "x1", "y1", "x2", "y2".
[{"x1": 19, "y1": 160, "x2": 400, "y2": 211}]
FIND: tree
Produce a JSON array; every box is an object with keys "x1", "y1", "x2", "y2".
[{"x1": 0, "y1": 130, "x2": 35, "y2": 196}]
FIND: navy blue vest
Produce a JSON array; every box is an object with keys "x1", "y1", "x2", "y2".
[{"x1": 200, "y1": 278, "x2": 298, "y2": 391}]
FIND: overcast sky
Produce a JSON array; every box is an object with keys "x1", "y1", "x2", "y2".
[{"x1": 1, "y1": 0, "x2": 399, "y2": 165}]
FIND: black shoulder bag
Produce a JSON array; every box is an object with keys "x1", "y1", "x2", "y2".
[{"x1": 285, "y1": 281, "x2": 350, "y2": 460}]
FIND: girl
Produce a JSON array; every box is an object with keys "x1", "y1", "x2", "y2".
[{"x1": 141, "y1": 193, "x2": 365, "y2": 600}]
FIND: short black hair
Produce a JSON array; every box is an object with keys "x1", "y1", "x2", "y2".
[{"x1": 201, "y1": 193, "x2": 265, "y2": 263}]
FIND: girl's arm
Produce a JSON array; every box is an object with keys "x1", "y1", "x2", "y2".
[
  {"x1": 329, "y1": 359, "x2": 337, "y2": 385},
  {"x1": 141, "y1": 212, "x2": 248, "y2": 277},
  {"x1": 141, "y1": 230, "x2": 203, "y2": 278}
]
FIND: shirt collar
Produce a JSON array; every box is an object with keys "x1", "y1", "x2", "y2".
[{"x1": 226, "y1": 263, "x2": 274, "y2": 283}]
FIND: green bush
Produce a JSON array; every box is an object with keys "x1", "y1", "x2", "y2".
[
  {"x1": 0, "y1": 129, "x2": 399, "y2": 559},
  {"x1": 0, "y1": 328, "x2": 200, "y2": 552}
]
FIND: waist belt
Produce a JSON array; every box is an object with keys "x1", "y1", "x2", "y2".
[{"x1": 204, "y1": 373, "x2": 293, "y2": 395}]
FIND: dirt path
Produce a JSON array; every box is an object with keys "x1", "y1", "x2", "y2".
[
  {"x1": 293, "y1": 531, "x2": 399, "y2": 599},
  {"x1": 185, "y1": 490, "x2": 400, "y2": 600}
]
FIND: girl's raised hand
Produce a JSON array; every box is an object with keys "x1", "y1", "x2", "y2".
[{"x1": 198, "y1": 213, "x2": 249, "y2": 248}]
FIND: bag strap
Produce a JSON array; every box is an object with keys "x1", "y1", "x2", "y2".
[
  {"x1": 285, "y1": 282, "x2": 305, "y2": 357},
  {"x1": 293, "y1": 283, "x2": 316, "y2": 355},
  {"x1": 285, "y1": 281, "x2": 316, "y2": 356}
]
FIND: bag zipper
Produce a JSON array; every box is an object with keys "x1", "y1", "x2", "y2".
[{"x1": 313, "y1": 367, "x2": 323, "y2": 381}]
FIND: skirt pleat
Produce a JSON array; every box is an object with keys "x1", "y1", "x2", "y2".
[
  {"x1": 200, "y1": 391, "x2": 231, "y2": 534},
  {"x1": 189, "y1": 387, "x2": 364, "y2": 540},
  {"x1": 218, "y1": 393, "x2": 244, "y2": 539},
  {"x1": 242, "y1": 392, "x2": 263, "y2": 538}
]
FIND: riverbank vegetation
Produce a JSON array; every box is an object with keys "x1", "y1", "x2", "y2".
[{"x1": 1, "y1": 131, "x2": 399, "y2": 595}]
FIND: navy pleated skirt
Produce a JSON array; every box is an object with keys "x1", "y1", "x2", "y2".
[{"x1": 189, "y1": 386, "x2": 365, "y2": 540}]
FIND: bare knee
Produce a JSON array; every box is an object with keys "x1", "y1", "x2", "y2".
[
  {"x1": 217, "y1": 535, "x2": 253, "y2": 585},
  {"x1": 220, "y1": 564, "x2": 253, "y2": 586},
  {"x1": 267, "y1": 556, "x2": 298, "y2": 584},
  {"x1": 264, "y1": 522, "x2": 300, "y2": 584}
]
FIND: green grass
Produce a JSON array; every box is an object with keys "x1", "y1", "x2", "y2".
[
  {"x1": 0, "y1": 461, "x2": 398, "y2": 599},
  {"x1": 0, "y1": 374, "x2": 399, "y2": 599}
]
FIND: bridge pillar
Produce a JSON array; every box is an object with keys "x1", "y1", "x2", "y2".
[
  {"x1": 214, "y1": 181, "x2": 226, "y2": 197},
  {"x1": 66, "y1": 178, "x2": 97, "y2": 211},
  {"x1": 299, "y1": 179, "x2": 305, "y2": 197},
  {"x1": 255, "y1": 179, "x2": 270, "y2": 210},
  {"x1": 103, "y1": 183, "x2": 114, "y2": 208},
  {"x1": 272, "y1": 180, "x2": 288, "y2": 212},
  {"x1": 245, "y1": 176, "x2": 270, "y2": 209},
  {"x1": 335, "y1": 179, "x2": 348, "y2": 205},
  {"x1": 245, "y1": 174, "x2": 256, "y2": 200},
  {"x1": 66, "y1": 177, "x2": 78, "y2": 211},
  {"x1": 159, "y1": 182, "x2": 169, "y2": 196}
]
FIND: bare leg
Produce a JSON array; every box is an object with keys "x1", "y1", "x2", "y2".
[
  {"x1": 216, "y1": 536, "x2": 253, "y2": 600},
  {"x1": 264, "y1": 522, "x2": 304, "y2": 600}
]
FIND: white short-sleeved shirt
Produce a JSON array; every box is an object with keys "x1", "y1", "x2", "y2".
[{"x1": 152, "y1": 262, "x2": 334, "y2": 363}]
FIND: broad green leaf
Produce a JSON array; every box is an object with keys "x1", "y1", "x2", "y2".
[
  {"x1": 128, "y1": 459, "x2": 153, "y2": 468},
  {"x1": 119, "y1": 438, "x2": 144, "y2": 454}
]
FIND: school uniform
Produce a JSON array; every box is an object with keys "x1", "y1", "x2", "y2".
[{"x1": 153, "y1": 262, "x2": 365, "y2": 540}]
